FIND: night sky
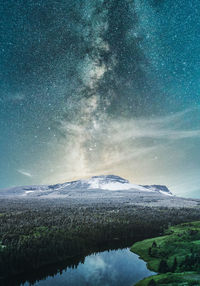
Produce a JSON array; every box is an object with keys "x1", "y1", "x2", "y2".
[{"x1": 1, "y1": 0, "x2": 200, "y2": 197}]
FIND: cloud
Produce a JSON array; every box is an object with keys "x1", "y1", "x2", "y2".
[
  {"x1": 79, "y1": 254, "x2": 117, "y2": 285},
  {"x1": 1, "y1": 92, "x2": 26, "y2": 104},
  {"x1": 55, "y1": 108, "x2": 199, "y2": 184},
  {"x1": 11, "y1": 93, "x2": 25, "y2": 101},
  {"x1": 17, "y1": 169, "x2": 32, "y2": 178},
  {"x1": 50, "y1": 106, "x2": 200, "y2": 194},
  {"x1": 110, "y1": 110, "x2": 200, "y2": 143}
]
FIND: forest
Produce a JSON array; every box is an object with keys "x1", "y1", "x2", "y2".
[{"x1": 1, "y1": 198, "x2": 200, "y2": 285}]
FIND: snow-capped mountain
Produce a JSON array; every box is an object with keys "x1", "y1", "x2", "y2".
[
  {"x1": 0, "y1": 175, "x2": 173, "y2": 197},
  {"x1": 1, "y1": 175, "x2": 199, "y2": 209}
]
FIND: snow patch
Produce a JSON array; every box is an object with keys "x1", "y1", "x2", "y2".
[
  {"x1": 25, "y1": 191, "x2": 34, "y2": 194},
  {"x1": 159, "y1": 190, "x2": 173, "y2": 197},
  {"x1": 87, "y1": 177, "x2": 154, "y2": 192}
]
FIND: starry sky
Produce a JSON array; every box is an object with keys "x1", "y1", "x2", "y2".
[{"x1": 1, "y1": 0, "x2": 200, "y2": 197}]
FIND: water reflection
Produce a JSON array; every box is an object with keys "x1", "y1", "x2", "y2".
[{"x1": 25, "y1": 248, "x2": 155, "y2": 286}]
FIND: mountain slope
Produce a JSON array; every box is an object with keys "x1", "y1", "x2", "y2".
[
  {"x1": 0, "y1": 175, "x2": 199, "y2": 208},
  {"x1": 0, "y1": 175, "x2": 171, "y2": 197}
]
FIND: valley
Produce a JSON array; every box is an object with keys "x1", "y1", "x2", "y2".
[{"x1": 1, "y1": 176, "x2": 200, "y2": 285}]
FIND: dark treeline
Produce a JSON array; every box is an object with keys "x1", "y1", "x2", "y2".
[{"x1": 1, "y1": 198, "x2": 200, "y2": 285}]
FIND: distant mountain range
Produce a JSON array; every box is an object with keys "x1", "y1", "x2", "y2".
[{"x1": 0, "y1": 175, "x2": 199, "y2": 208}]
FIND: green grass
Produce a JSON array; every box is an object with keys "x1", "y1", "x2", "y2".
[
  {"x1": 135, "y1": 272, "x2": 200, "y2": 286},
  {"x1": 131, "y1": 221, "x2": 200, "y2": 285},
  {"x1": 131, "y1": 235, "x2": 170, "y2": 271}
]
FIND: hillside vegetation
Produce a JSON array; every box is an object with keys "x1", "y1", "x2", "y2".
[{"x1": 131, "y1": 221, "x2": 200, "y2": 285}]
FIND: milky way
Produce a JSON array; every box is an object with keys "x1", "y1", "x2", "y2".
[{"x1": 0, "y1": 0, "x2": 200, "y2": 196}]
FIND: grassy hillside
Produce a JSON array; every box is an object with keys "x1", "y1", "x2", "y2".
[
  {"x1": 131, "y1": 221, "x2": 200, "y2": 285},
  {"x1": 135, "y1": 273, "x2": 200, "y2": 286}
]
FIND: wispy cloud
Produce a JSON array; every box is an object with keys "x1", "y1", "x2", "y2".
[
  {"x1": 17, "y1": 169, "x2": 32, "y2": 178},
  {"x1": 110, "y1": 119, "x2": 200, "y2": 143},
  {"x1": 45, "y1": 107, "x2": 200, "y2": 196},
  {"x1": 1, "y1": 92, "x2": 26, "y2": 103},
  {"x1": 57, "y1": 109, "x2": 197, "y2": 177}
]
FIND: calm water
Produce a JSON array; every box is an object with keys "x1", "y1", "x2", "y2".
[{"x1": 23, "y1": 248, "x2": 155, "y2": 286}]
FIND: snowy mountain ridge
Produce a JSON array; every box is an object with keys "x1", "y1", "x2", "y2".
[{"x1": 0, "y1": 175, "x2": 173, "y2": 197}]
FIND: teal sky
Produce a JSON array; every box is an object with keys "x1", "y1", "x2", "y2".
[{"x1": 0, "y1": 0, "x2": 200, "y2": 197}]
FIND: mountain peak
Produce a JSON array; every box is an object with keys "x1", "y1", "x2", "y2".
[
  {"x1": 86, "y1": 175, "x2": 135, "y2": 190},
  {"x1": 90, "y1": 175, "x2": 129, "y2": 183},
  {"x1": 85, "y1": 175, "x2": 172, "y2": 194}
]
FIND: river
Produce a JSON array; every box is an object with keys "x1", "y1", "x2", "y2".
[{"x1": 21, "y1": 248, "x2": 155, "y2": 286}]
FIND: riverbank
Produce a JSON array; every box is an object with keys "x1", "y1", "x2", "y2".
[{"x1": 131, "y1": 221, "x2": 200, "y2": 285}]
